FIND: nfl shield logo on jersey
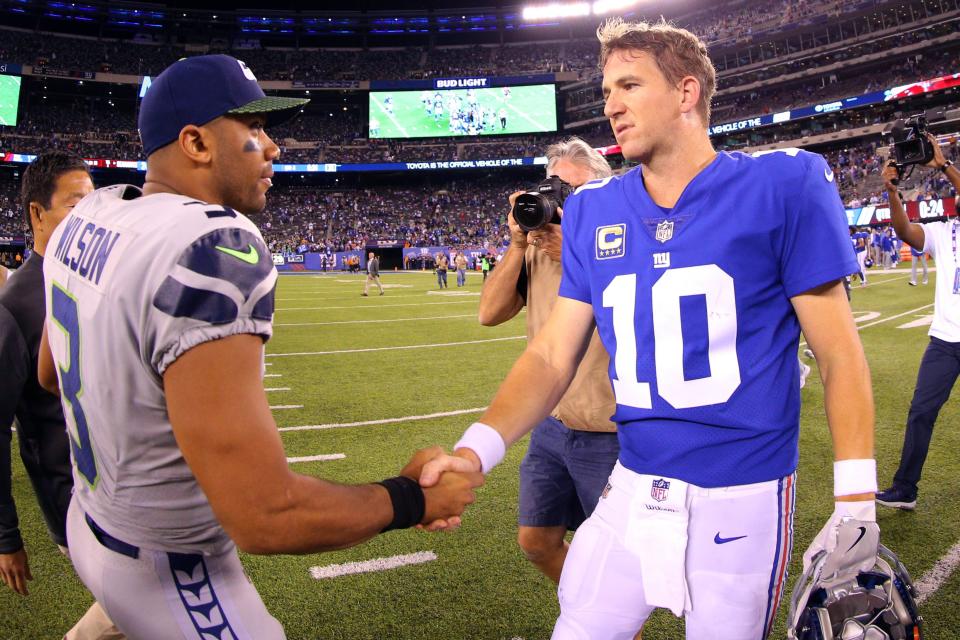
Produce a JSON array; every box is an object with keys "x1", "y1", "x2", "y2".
[
  {"x1": 650, "y1": 478, "x2": 670, "y2": 502},
  {"x1": 655, "y1": 220, "x2": 674, "y2": 243}
]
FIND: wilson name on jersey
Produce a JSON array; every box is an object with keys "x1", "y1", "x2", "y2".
[
  {"x1": 43, "y1": 185, "x2": 277, "y2": 553},
  {"x1": 559, "y1": 150, "x2": 858, "y2": 487}
]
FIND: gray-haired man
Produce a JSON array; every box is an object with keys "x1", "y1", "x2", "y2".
[{"x1": 477, "y1": 137, "x2": 619, "y2": 584}]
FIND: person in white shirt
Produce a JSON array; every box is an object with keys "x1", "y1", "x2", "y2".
[{"x1": 877, "y1": 134, "x2": 960, "y2": 510}]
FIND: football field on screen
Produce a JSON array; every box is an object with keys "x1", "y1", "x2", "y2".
[
  {"x1": 0, "y1": 74, "x2": 21, "y2": 127},
  {"x1": 4, "y1": 269, "x2": 960, "y2": 639},
  {"x1": 369, "y1": 84, "x2": 557, "y2": 139}
]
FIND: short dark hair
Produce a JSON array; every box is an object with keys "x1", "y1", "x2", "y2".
[{"x1": 20, "y1": 151, "x2": 91, "y2": 230}]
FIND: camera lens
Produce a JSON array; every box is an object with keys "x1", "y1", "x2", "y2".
[{"x1": 514, "y1": 193, "x2": 557, "y2": 232}]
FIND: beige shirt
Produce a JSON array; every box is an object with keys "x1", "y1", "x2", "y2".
[{"x1": 525, "y1": 246, "x2": 617, "y2": 432}]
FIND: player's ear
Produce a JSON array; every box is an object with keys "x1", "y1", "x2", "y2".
[
  {"x1": 178, "y1": 124, "x2": 213, "y2": 165},
  {"x1": 28, "y1": 201, "x2": 44, "y2": 232},
  {"x1": 678, "y1": 75, "x2": 701, "y2": 117}
]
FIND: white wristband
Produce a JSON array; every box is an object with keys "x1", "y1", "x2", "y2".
[
  {"x1": 833, "y1": 459, "x2": 877, "y2": 497},
  {"x1": 454, "y1": 422, "x2": 506, "y2": 474}
]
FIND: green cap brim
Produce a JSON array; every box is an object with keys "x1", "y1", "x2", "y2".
[{"x1": 227, "y1": 96, "x2": 310, "y2": 125}]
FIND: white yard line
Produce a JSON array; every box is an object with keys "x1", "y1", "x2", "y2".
[
  {"x1": 309, "y1": 551, "x2": 437, "y2": 580},
  {"x1": 264, "y1": 374, "x2": 282, "y2": 378},
  {"x1": 266, "y1": 335, "x2": 524, "y2": 358},
  {"x1": 269, "y1": 405, "x2": 303, "y2": 410},
  {"x1": 279, "y1": 407, "x2": 487, "y2": 432},
  {"x1": 858, "y1": 274, "x2": 910, "y2": 287},
  {"x1": 276, "y1": 300, "x2": 477, "y2": 311},
  {"x1": 286, "y1": 453, "x2": 346, "y2": 464},
  {"x1": 275, "y1": 313, "x2": 476, "y2": 327},
  {"x1": 800, "y1": 303, "x2": 936, "y2": 349},
  {"x1": 857, "y1": 303, "x2": 935, "y2": 330},
  {"x1": 915, "y1": 540, "x2": 960, "y2": 604},
  {"x1": 264, "y1": 387, "x2": 291, "y2": 392},
  {"x1": 505, "y1": 100, "x2": 550, "y2": 132}
]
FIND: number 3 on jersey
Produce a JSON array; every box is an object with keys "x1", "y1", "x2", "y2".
[
  {"x1": 51, "y1": 282, "x2": 99, "y2": 488},
  {"x1": 602, "y1": 265, "x2": 741, "y2": 410}
]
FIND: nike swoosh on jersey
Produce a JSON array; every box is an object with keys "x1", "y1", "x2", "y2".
[
  {"x1": 846, "y1": 526, "x2": 867, "y2": 552},
  {"x1": 215, "y1": 244, "x2": 259, "y2": 264},
  {"x1": 714, "y1": 533, "x2": 748, "y2": 544},
  {"x1": 825, "y1": 168, "x2": 835, "y2": 182}
]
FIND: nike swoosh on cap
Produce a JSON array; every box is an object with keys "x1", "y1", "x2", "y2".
[
  {"x1": 215, "y1": 244, "x2": 260, "y2": 264},
  {"x1": 714, "y1": 533, "x2": 748, "y2": 545}
]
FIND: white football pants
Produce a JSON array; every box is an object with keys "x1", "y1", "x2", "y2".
[
  {"x1": 66, "y1": 498, "x2": 285, "y2": 639},
  {"x1": 553, "y1": 462, "x2": 796, "y2": 640}
]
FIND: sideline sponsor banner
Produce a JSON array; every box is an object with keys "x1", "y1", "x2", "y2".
[
  {"x1": 709, "y1": 70, "x2": 960, "y2": 137},
  {"x1": 371, "y1": 74, "x2": 554, "y2": 91},
  {"x1": 845, "y1": 197, "x2": 956, "y2": 225}
]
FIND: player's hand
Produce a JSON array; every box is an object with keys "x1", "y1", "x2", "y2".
[
  {"x1": 802, "y1": 500, "x2": 879, "y2": 589},
  {"x1": 399, "y1": 446, "x2": 448, "y2": 482},
  {"x1": 923, "y1": 132, "x2": 946, "y2": 169},
  {"x1": 420, "y1": 469, "x2": 484, "y2": 532},
  {"x1": 881, "y1": 162, "x2": 900, "y2": 193},
  {"x1": 417, "y1": 450, "x2": 482, "y2": 531},
  {"x1": 507, "y1": 191, "x2": 528, "y2": 249},
  {"x1": 527, "y1": 218, "x2": 563, "y2": 262},
  {"x1": 0, "y1": 548, "x2": 33, "y2": 596}
]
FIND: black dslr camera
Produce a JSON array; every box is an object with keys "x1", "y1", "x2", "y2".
[
  {"x1": 513, "y1": 176, "x2": 574, "y2": 232},
  {"x1": 885, "y1": 115, "x2": 936, "y2": 185}
]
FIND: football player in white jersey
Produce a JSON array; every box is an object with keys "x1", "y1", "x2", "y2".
[
  {"x1": 420, "y1": 19, "x2": 878, "y2": 640},
  {"x1": 38, "y1": 55, "x2": 481, "y2": 640}
]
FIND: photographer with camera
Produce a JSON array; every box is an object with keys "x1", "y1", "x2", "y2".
[
  {"x1": 877, "y1": 132, "x2": 959, "y2": 510},
  {"x1": 477, "y1": 137, "x2": 618, "y2": 586}
]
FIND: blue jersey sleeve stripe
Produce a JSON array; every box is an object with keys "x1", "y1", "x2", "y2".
[
  {"x1": 153, "y1": 276, "x2": 239, "y2": 325},
  {"x1": 176, "y1": 228, "x2": 273, "y2": 301}
]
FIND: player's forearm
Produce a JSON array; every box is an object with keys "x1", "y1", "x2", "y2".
[
  {"x1": 477, "y1": 244, "x2": 525, "y2": 326},
  {"x1": 231, "y1": 473, "x2": 392, "y2": 555},
  {"x1": 818, "y1": 338, "x2": 875, "y2": 466},
  {"x1": 478, "y1": 345, "x2": 576, "y2": 447}
]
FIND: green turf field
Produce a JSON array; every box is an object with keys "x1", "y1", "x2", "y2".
[
  {"x1": 369, "y1": 84, "x2": 557, "y2": 139},
  {"x1": 4, "y1": 269, "x2": 960, "y2": 639},
  {"x1": 0, "y1": 74, "x2": 21, "y2": 127}
]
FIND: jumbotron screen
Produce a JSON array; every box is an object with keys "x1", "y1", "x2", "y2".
[
  {"x1": 0, "y1": 74, "x2": 22, "y2": 126},
  {"x1": 368, "y1": 84, "x2": 557, "y2": 139}
]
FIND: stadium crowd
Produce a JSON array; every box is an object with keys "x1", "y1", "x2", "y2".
[{"x1": 0, "y1": 0, "x2": 903, "y2": 82}]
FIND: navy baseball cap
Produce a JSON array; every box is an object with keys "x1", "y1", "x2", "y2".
[{"x1": 138, "y1": 54, "x2": 309, "y2": 156}]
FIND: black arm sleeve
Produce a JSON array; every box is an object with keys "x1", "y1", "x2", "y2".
[{"x1": 0, "y1": 306, "x2": 28, "y2": 553}]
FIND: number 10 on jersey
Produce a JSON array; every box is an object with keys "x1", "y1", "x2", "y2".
[{"x1": 602, "y1": 265, "x2": 741, "y2": 410}]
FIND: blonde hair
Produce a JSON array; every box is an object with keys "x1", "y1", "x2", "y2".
[
  {"x1": 545, "y1": 137, "x2": 613, "y2": 180},
  {"x1": 597, "y1": 17, "x2": 716, "y2": 124}
]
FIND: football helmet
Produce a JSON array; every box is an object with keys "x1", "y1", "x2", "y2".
[
  {"x1": 865, "y1": 257, "x2": 875, "y2": 268},
  {"x1": 787, "y1": 544, "x2": 923, "y2": 640}
]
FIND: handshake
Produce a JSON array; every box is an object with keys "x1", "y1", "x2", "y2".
[{"x1": 398, "y1": 446, "x2": 486, "y2": 531}]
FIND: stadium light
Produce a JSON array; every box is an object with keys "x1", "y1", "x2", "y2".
[
  {"x1": 593, "y1": 0, "x2": 639, "y2": 14},
  {"x1": 522, "y1": 3, "x2": 590, "y2": 21},
  {"x1": 522, "y1": 0, "x2": 639, "y2": 20}
]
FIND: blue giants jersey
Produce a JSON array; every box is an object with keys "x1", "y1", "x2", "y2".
[
  {"x1": 558, "y1": 149, "x2": 858, "y2": 487},
  {"x1": 853, "y1": 231, "x2": 869, "y2": 253}
]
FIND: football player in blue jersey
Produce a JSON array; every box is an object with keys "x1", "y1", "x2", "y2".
[
  {"x1": 421, "y1": 18, "x2": 877, "y2": 639},
  {"x1": 851, "y1": 226, "x2": 869, "y2": 286}
]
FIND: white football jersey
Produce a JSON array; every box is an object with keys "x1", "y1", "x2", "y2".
[{"x1": 44, "y1": 185, "x2": 277, "y2": 553}]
